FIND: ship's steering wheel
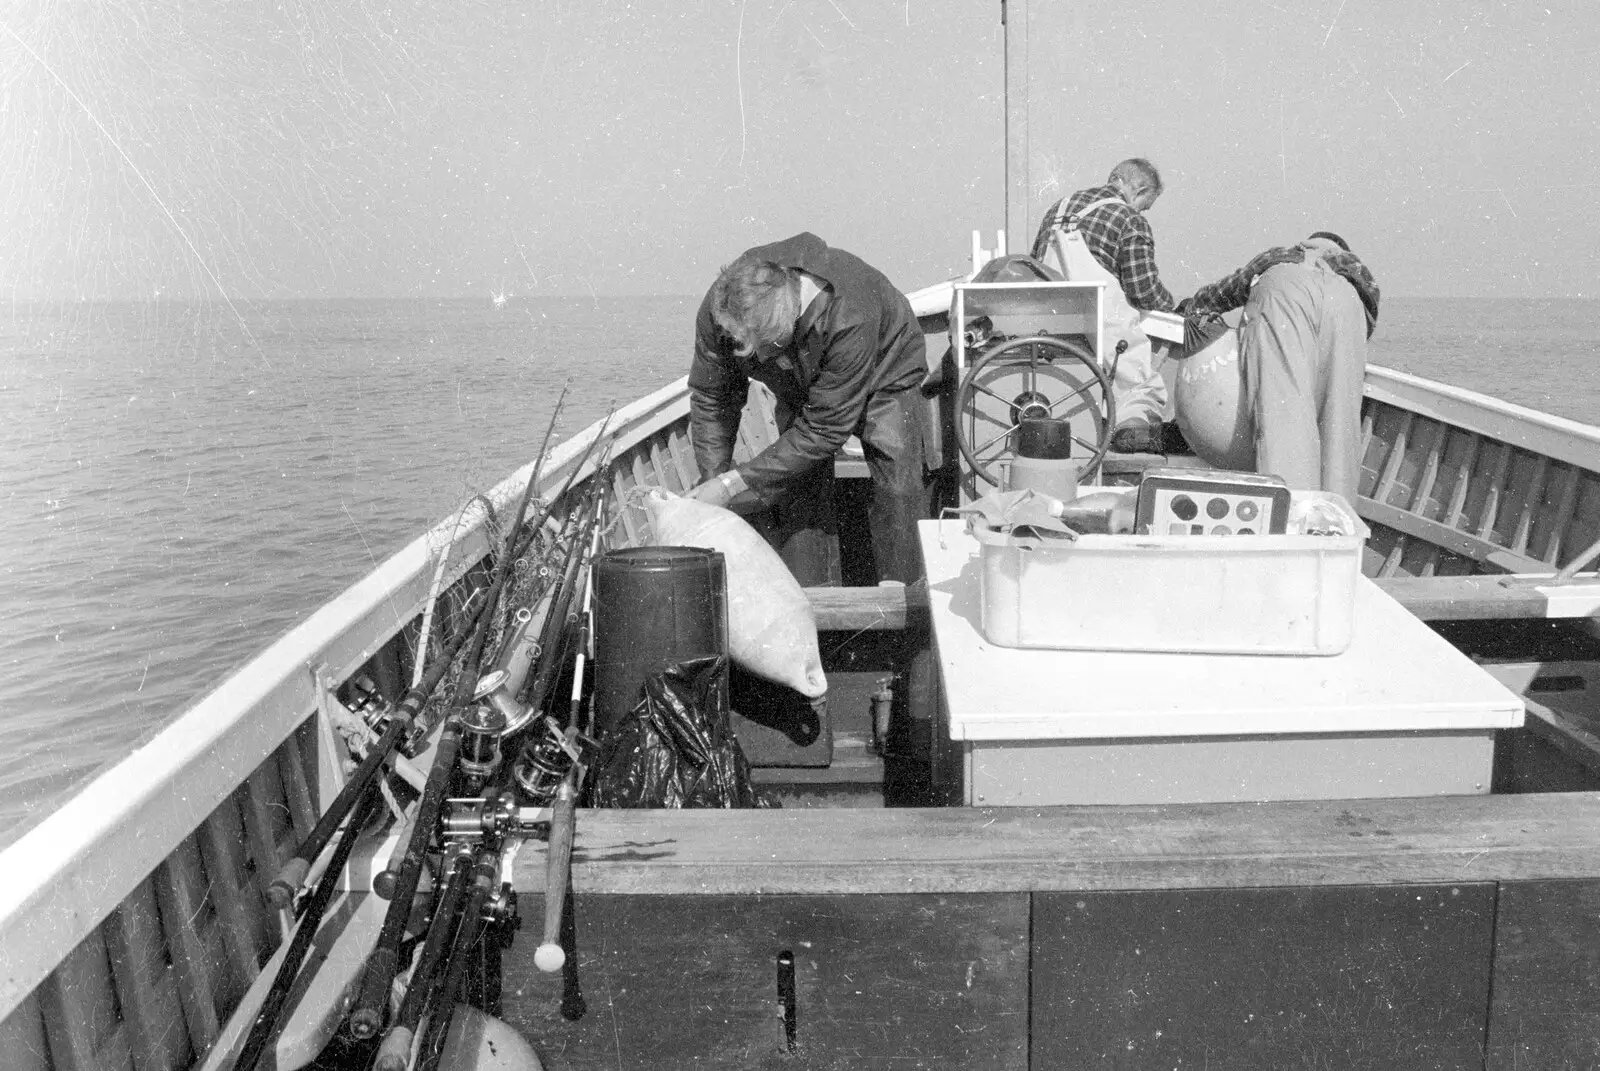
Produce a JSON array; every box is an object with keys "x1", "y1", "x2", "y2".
[{"x1": 954, "y1": 335, "x2": 1116, "y2": 487}]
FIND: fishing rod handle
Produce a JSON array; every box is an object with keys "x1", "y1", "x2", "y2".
[
  {"x1": 416, "y1": 850, "x2": 501, "y2": 1071},
  {"x1": 373, "y1": 843, "x2": 473, "y2": 1071},
  {"x1": 235, "y1": 786, "x2": 380, "y2": 1071},
  {"x1": 535, "y1": 776, "x2": 580, "y2": 972},
  {"x1": 268, "y1": 711, "x2": 412, "y2": 909},
  {"x1": 349, "y1": 722, "x2": 463, "y2": 1039},
  {"x1": 372, "y1": 1026, "x2": 414, "y2": 1071},
  {"x1": 373, "y1": 805, "x2": 421, "y2": 900},
  {"x1": 391, "y1": 841, "x2": 475, "y2": 1025}
]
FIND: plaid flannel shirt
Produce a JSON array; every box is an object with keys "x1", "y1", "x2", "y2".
[
  {"x1": 1179, "y1": 243, "x2": 1381, "y2": 339},
  {"x1": 1029, "y1": 184, "x2": 1176, "y2": 313}
]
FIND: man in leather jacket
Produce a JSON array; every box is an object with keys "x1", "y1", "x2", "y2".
[{"x1": 684, "y1": 233, "x2": 930, "y2": 586}]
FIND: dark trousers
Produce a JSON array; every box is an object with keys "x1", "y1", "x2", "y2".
[{"x1": 763, "y1": 387, "x2": 930, "y2": 587}]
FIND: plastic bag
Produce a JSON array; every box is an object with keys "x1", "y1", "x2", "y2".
[
  {"x1": 952, "y1": 488, "x2": 1078, "y2": 538},
  {"x1": 643, "y1": 490, "x2": 827, "y2": 698},
  {"x1": 588, "y1": 655, "x2": 766, "y2": 809}
]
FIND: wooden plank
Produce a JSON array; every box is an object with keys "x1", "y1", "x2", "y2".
[
  {"x1": 0, "y1": 995, "x2": 51, "y2": 1071},
  {"x1": 664, "y1": 426, "x2": 702, "y2": 489},
  {"x1": 1419, "y1": 425, "x2": 1467, "y2": 521},
  {"x1": 152, "y1": 843, "x2": 224, "y2": 1057},
  {"x1": 1360, "y1": 497, "x2": 1545, "y2": 573},
  {"x1": 500, "y1": 893, "x2": 1030, "y2": 1070},
  {"x1": 1360, "y1": 524, "x2": 1401, "y2": 578},
  {"x1": 1408, "y1": 416, "x2": 1447, "y2": 515},
  {"x1": 1487, "y1": 880, "x2": 1600, "y2": 1069},
  {"x1": 1033, "y1": 884, "x2": 1494, "y2": 1070},
  {"x1": 275, "y1": 731, "x2": 317, "y2": 843},
  {"x1": 804, "y1": 585, "x2": 931, "y2": 631},
  {"x1": 1356, "y1": 404, "x2": 1378, "y2": 495},
  {"x1": 1510, "y1": 455, "x2": 1551, "y2": 556},
  {"x1": 1375, "y1": 576, "x2": 1553, "y2": 619},
  {"x1": 196, "y1": 805, "x2": 267, "y2": 987},
  {"x1": 647, "y1": 437, "x2": 684, "y2": 494},
  {"x1": 1445, "y1": 432, "x2": 1484, "y2": 528},
  {"x1": 1476, "y1": 440, "x2": 1517, "y2": 539},
  {"x1": 237, "y1": 768, "x2": 288, "y2": 903},
  {"x1": 39, "y1": 931, "x2": 131, "y2": 1071},
  {"x1": 610, "y1": 467, "x2": 641, "y2": 545},
  {"x1": 1379, "y1": 531, "x2": 1409, "y2": 578},
  {"x1": 1397, "y1": 532, "x2": 1444, "y2": 578},
  {"x1": 1373, "y1": 410, "x2": 1414, "y2": 504},
  {"x1": 506, "y1": 793, "x2": 1600, "y2": 896},
  {"x1": 105, "y1": 880, "x2": 191, "y2": 1071},
  {"x1": 1536, "y1": 462, "x2": 1584, "y2": 565},
  {"x1": 631, "y1": 452, "x2": 656, "y2": 498},
  {"x1": 1556, "y1": 473, "x2": 1600, "y2": 574}
]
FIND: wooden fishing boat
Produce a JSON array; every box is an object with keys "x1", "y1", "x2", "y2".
[{"x1": 6, "y1": 262, "x2": 1600, "y2": 1070}]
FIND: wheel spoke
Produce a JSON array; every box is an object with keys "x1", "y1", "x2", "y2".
[
  {"x1": 1072, "y1": 435, "x2": 1101, "y2": 455},
  {"x1": 969, "y1": 403, "x2": 1015, "y2": 429},
  {"x1": 971, "y1": 381, "x2": 1012, "y2": 407},
  {"x1": 1045, "y1": 389, "x2": 1091, "y2": 415},
  {"x1": 975, "y1": 443, "x2": 1010, "y2": 464},
  {"x1": 974, "y1": 421, "x2": 1023, "y2": 457}
]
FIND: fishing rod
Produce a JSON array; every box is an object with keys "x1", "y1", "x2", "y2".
[
  {"x1": 413, "y1": 845, "x2": 502, "y2": 1071},
  {"x1": 503, "y1": 410, "x2": 616, "y2": 573},
  {"x1": 349, "y1": 435, "x2": 611, "y2": 1054},
  {"x1": 353, "y1": 469, "x2": 605, "y2": 1040},
  {"x1": 535, "y1": 493, "x2": 604, "y2": 975},
  {"x1": 371, "y1": 840, "x2": 477, "y2": 1071},
  {"x1": 519, "y1": 497, "x2": 597, "y2": 716},
  {"x1": 431, "y1": 389, "x2": 572, "y2": 727},
  {"x1": 468, "y1": 483, "x2": 602, "y2": 752},
  {"x1": 234, "y1": 785, "x2": 381, "y2": 1071},
  {"x1": 266, "y1": 586, "x2": 493, "y2": 910},
  {"x1": 348, "y1": 719, "x2": 464, "y2": 1040},
  {"x1": 267, "y1": 395, "x2": 573, "y2": 910},
  {"x1": 533, "y1": 773, "x2": 581, "y2": 976}
]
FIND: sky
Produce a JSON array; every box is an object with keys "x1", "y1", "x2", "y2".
[{"x1": 1, "y1": 0, "x2": 1596, "y2": 302}]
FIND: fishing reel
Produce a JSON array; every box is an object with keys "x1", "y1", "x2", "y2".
[
  {"x1": 512, "y1": 716, "x2": 587, "y2": 806},
  {"x1": 458, "y1": 701, "x2": 508, "y2": 795},
  {"x1": 342, "y1": 674, "x2": 394, "y2": 732}
]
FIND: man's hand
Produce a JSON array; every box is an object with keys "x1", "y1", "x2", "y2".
[{"x1": 684, "y1": 469, "x2": 747, "y2": 509}]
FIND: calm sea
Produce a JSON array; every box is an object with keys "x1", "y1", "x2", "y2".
[{"x1": 1, "y1": 295, "x2": 1596, "y2": 845}]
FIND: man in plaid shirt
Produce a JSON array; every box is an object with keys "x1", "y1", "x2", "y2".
[{"x1": 1031, "y1": 159, "x2": 1178, "y2": 452}]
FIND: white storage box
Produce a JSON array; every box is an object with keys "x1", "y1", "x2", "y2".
[{"x1": 969, "y1": 489, "x2": 1369, "y2": 656}]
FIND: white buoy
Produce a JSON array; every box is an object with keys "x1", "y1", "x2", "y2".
[{"x1": 1174, "y1": 325, "x2": 1256, "y2": 472}]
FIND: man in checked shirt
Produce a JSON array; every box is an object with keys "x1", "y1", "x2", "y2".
[{"x1": 1031, "y1": 158, "x2": 1178, "y2": 453}]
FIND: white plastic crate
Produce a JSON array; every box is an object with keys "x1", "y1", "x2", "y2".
[{"x1": 969, "y1": 489, "x2": 1369, "y2": 656}]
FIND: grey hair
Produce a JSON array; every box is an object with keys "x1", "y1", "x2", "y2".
[
  {"x1": 709, "y1": 259, "x2": 800, "y2": 357},
  {"x1": 1108, "y1": 158, "x2": 1163, "y2": 200}
]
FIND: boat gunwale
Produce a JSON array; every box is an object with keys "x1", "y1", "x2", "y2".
[
  {"x1": 1364, "y1": 364, "x2": 1600, "y2": 472},
  {"x1": 0, "y1": 377, "x2": 692, "y2": 1022}
]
